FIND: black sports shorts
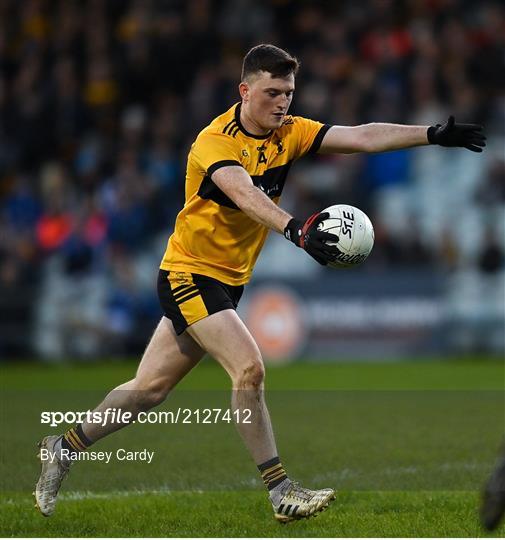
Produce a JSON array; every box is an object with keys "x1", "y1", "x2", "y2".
[{"x1": 157, "y1": 269, "x2": 244, "y2": 335}]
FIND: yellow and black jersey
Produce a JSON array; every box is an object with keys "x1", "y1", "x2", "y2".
[{"x1": 160, "y1": 102, "x2": 330, "y2": 285}]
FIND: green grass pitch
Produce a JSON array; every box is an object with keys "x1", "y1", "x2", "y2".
[{"x1": 1, "y1": 357, "x2": 504, "y2": 537}]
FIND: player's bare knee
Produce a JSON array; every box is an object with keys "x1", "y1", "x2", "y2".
[
  {"x1": 235, "y1": 358, "x2": 265, "y2": 390},
  {"x1": 132, "y1": 377, "x2": 170, "y2": 409}
]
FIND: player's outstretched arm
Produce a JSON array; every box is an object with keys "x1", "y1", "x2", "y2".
[
  {"x1": 318, "y1": 116, "x2": 486, "y2": 154},
  {"x1": 211, "y1": 166, "x2": 339, "y2": 265}
]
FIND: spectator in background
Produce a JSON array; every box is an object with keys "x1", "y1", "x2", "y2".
[
  {"x1": 48, "y1": 56, "x2": 89, "y2": 162},
  {"x1": 477, "y1": 227, "x2": 504, "y2": 276},
  {"x1": 100, "y1": 148, "x2": 151, "y2": 251},
  {"x1": 475, "y1": 159, "x2": 505, "y2": 207}
]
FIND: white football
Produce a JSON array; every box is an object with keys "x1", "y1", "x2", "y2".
[{"x1": 318, "y1": 204, "x2": 374, "y2": 268}]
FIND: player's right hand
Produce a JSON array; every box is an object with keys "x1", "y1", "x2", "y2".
[{"x1": 284, "y1": 212, "x2": 340, "y2": 266}]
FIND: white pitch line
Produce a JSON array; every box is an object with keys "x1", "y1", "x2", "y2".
[
  {"x1": 0, "y1": 462, "x2": 487, "y2": 506},
  {"x1": 60, "y1": 489, "x2": 172, "y2": 501}
]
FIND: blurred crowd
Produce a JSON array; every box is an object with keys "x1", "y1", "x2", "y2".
[{"x1": 1, "y1": 0, "x2": 504, "y2": 358}]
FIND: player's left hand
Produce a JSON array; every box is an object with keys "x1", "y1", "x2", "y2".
[{"x1": 427, "y1": 115, "x2": 486, "y2": 152}]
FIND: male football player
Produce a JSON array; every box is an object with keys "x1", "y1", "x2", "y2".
[{"x1": 35, "y1": 44, "x2": 485, "y2": 522}]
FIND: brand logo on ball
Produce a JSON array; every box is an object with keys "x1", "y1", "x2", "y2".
[
  {"x1": 333, "y1": 252, "x2": 367, "y2": 264},
  {"x1": 340, "y1": 210, "x2": 354, "y2": 238}
]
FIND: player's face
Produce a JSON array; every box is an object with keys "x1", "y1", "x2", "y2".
[{"x1": 240, "y1": 71, "x2": 295, "y2": 132}]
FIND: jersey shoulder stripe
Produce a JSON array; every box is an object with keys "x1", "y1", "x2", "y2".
[
  {"x1": 222, "y1": 119, "x2": 234, "y2": 133},
  {"x1": 222, "y1": 119, "x2": 238, "y2": 136}
]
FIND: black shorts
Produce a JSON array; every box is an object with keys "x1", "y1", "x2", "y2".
[{"x1": 157, "y1": 270, "x2": 244, "y2": 335}]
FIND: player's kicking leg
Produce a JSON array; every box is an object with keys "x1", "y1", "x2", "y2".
[
  {"x1": 186, "y1": 309, "x2": 336, "y2": 523},
  {"x1": 34, "y1": 316, "x2": 204, "y2": 516}
]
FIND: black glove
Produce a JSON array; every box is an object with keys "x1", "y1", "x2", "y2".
[
  {"x1": 284, "y1": 212, "x2": 340, "y2": 266},
  {"x1": 427, "y1": 115, "x2": 486, "y2": 152}
]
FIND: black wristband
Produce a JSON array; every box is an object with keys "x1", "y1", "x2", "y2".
[
  {"x1": 284, "y1": 218, "x2": 302, "y2": 245},
  {"x1": 427, "y1": 125, "x2": 438, "y2": 144}
]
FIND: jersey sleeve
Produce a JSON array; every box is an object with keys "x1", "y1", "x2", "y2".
[
  {"x1": 191, "y1": 131, "x2": 243, "y2": 177},
  {"x1": 291, "y1": 117, "x2": 332, "y2": 159}
]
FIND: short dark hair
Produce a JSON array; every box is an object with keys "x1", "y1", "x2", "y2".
[{"x1": 241, "y1": 44, "x2": 299, "y2": 81}]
